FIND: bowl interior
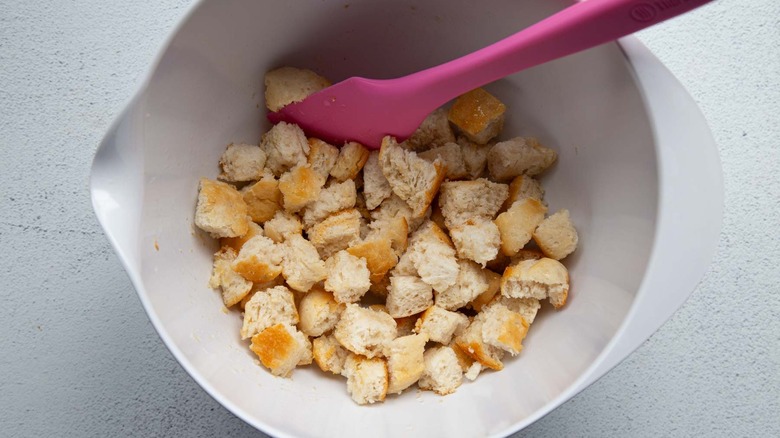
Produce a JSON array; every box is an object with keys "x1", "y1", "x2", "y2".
[{"x1": 133, "y1": 0, "x2": 658, "y2": 436}]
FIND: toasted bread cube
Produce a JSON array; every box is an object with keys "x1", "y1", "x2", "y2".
[
  {"x1": 418, "y1": 142, "x2": 468, "y2": 180},
  {"x1": 413, "y1": 305, "x2": 469, "y2": 344},
  {"x1": 231, "y1": 235, "x2": 284, "y2": 283},
  {"x1": 407, "y1": 222, "x2": 459, "y2": 293},
  {"x1": 263, "y1": 210, "x2": 302, "y2": 243},
  {"x1": 458, "y1": 136, "x2": 491, "y2": 179},
  {"x1": 342, "y1": 354, "x2": 389, "y2": 405},
  {"x1": 242, "y1": 179, "x2": 282, "y2": 223},
  {"x1": 501, "y1": 257, "x2": 570, "y2": 309},
  {"x1": 487, "y1": 137, "x2": 557, "y2": 182},
  {"x1": 418, "y1": 346, "x2": 463, "y2": 395},
  {"x1": 490, "y1": 296, "x2": 541, "y2": 325},
  {"x1": 238, "y1": 278, "x2": 285, "y2": 310},
  {"x1": 495, "y1": 198, "x2": 547, "y2": 256},
  {"x1": 451, "y1": 342, "x2": 476, "y2": 372},
  {"x1": 378, "y1": 136, "x2": 446, "y2": 216},
  {"x1": 435, "y1": 260, "x2": 489, "y2": 311},
  {"x1": 532, "y1": 209, "x2": 579, "y2": 260},
  {"x1": 208, "y1": 246, "x2": 253, "y2": 307},
  {"x1": 250, "y1": 323, "x2": 309, "y2": 377},
  {"x1": 370, "y1": 193, "x2": 428, "y2": 232},
  {"x1": 334, "y1": 304, "x2": 397, "y2": 358},
  {"x1": 308, "y1": 209, "x2": 362, "y2": 259},
  {"x1": 278, "y1": 165, "x2": 322, "y2": 213},
  {"x1": 362, "y1": 151, "x2": 393, "y2": 210},
  {"x1": 503, "y1": 175, "x2": 545, "y2": 211},
  {"x1": 195, "y1": 178, "x2": 250, "y2": 238},
  {"x1": 453, "y1": 317, "x2": 505, "y2": 371},
  {"x1": 386, "y1": 275, "x2": 434, "y2": 318},
  {"x1": 298, "y1": 288, "x2": 344, "y2": 337},
  {"x1": 448, "y1": 88, "x2": 505, "y2": 144},
  {"x1": 241, "y1": 285, "x2": 298, "y2": 339},
  {"x1": 450, "y1": 218, "x2": 501, "y2": 266},
  {"x1": 330, "y1": 141, "x2": 370, "y2": 182},
  {"x1": 219, "y1": 221, "x2": 264, "y2": 252},
  {"x1": 438, "y1": 179, "x2": 508, "y2": 229},
  {"x1": 264, "y1": 67, "x2": 331, "y2": 112},
  {"x1": 217, "y1": 143, "x2": 267, "y2": 182},
  {"x1": 282, "y1": 234, "x2": 327, "y2": 292},
  {"x1": 324, "y1": 250, "x2": 371, "y2": 304},
  {"x1": 481, "y1": 303, "x2": 528, "y2": 356},
  {"x1": 384, "y1": 333, "x2": 428, "y2": 394},
  {"x1": 307, "y1": 138, "x2": 340, "y2": 183},
  {"x1": 312, "y1": 333, "x2": 350, "y2": 375},
  {"x1": 347, "y1": 238, "x2": 398, "y2": 285},
  {"x1": 302, "y1": 179, "x2": 356, "y2": 228},
  {"x1": 366, "y1": 215, "x2": 409, "y2": 257},
  {"x1": 469, "y1": 269, "x2": 502, "y2": 312},
  {"x1": 401, "y1": 108, "x2": 455, "y2": 151},
  {"x1": 260, "y1": 122, "x2": 310, "y2": 176}
]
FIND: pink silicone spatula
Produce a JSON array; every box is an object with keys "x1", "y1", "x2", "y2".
[{"x1": 269, "y1": 0, "x2": 714, "y2": 149}]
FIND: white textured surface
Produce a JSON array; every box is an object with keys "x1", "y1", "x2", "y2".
[{"x1": 0, "y1": 0, "x2": 777, "y2": 436}]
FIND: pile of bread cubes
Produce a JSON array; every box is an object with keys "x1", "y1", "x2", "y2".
[{"x1": 194, "y1": 67, "x2": 578, "y2": 405}]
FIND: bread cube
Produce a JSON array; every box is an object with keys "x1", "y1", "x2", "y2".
[
  {"x1": 487, "y1": 137, "x2": 557, "y2": 182},
  {"x1": 401, "y1": 108, "x2": 455, "y2": 151},
  {"x1": 438, "y1": 179, "x2": 508, "y2": 229},
  {"x1": 250, "y1": 323, "x2": 310, "y2": 377},
  {"x1": 324, "y1": 250, "x2": 371, "y2": 303},
  {"x1": 448, "y1": 88, "x2": 505, "y2": 144},
  {"x1": 413, "y1": 305, "x2": 469, "y2": 344},
  {"x1": 366, "y1": 215, "x2": 409, "y2": 257},
  {"x1": 495, "y1": 198, "x2": 547, "y2": 256},
  {"x1": 418, "y1": 142, "x2": 468, "y2": 180},
  {"x1": 347, "y1": 238, "x2": 398, "y2": 285},
  {"x1": 312, "y1": 333, "x2": 350, "y2": 375},
  {"x1": 302, "y1": 179, "x2": 356, "y2": 228},
  {"x1": 480, "y1": 303, "x2": 528, "y2": 356},
  {"x1": 435, "y1": 260, "x2": 489, "y2": 311},
  {"x1": 342, "y1": 354, "x2": 389, "y2": 405},
  {"x1": 242, "y1": 179, "x2": 282, "y2": 223},
  {"x1": 503, "y1": 175, "x2": 545, "y2": 211},
  {"x1": 238, "y1": 278, "x2": 285, "y2": 310},
  {"x1": 217, "y1": 143, "x2": 267, "y2": 182},
  {"x1": 307, "y1": 138, "x2": 340, "y2": 183},
  {"x1": 263, "y1": 210, "x2": 302, "y2": 243},
  {"x1": 532, "y1": 209, "x2": 579, "y2": 260},
  {"x1": 370, "y1": 193, "x2": 428, "y2": 232},
  {"x1": 501, "y1": 257, "x2": 570, "y2": 309},
  {"x1": 407, "y1": 222, "x2": 459, "y2": 293},
  {"x1": 260, "y1": 122, "x2": 310, "y2": 176},
  {"x1": 282, "y1": 234, "x2": 327, "y2": 292},
  {"x1": 490, "y1": 296, "x2": 541, "y2": 325},
  {"x1": 330, "y1": 141, "x2": 370, "y2": 182},
  {"x1": 458, "y1": 136, "x2": 491, "y2": 179},
  {"x1": 219, "y1": 221, "x2": 263, "y2": 253},
  {"x1": 449, "y1": 218, "x2": 501, "y2": 266},
  {"x1": 362, "y1": 151, "x2": 393, "y2": 210},
  {"x1": 231, "y1": 235, "x2": 284, "y2": 283},
  {"x1": 453, "y1": 317, "x2": 505, "y2": 371},
  {"x1": 194, "y1": 178, "x2": 250, "y2": 238},
  {"x1": 241, "y1": 285, "x2": 298, "y2": 339},
  {"x1": 384, "y1": 333, "x2": 428, "y2": 394},
  {"x1": 334, "y1": 304, "x2": 397, "y2": 358},
  {"x1": 469, "y1": 269, "x2": 502, "y2": 312},
  {"x1": 208, "y1": 246, "x2": 252, "y2": 307},
  {"x1": 378, "y1": 136, "x2": 446, "y2": 216},
  {"x1": 418, "y1": 346, "x2": 463, "y2": 395},
  {"x1": 298, "y1": 287, "x2": 344, "y2": 337},
  {"x1": 386, "y1": 275, "x2": 434, "y2": 318},
  {"x1": 264, "y1": 67, "x2": 331, "y2": 112},
  {"x1": 308, "y1": 209, "x2": 362, "y2": 259},
  {"x1": 278, "y1": 165, "x2": 322, "y2": 213}
]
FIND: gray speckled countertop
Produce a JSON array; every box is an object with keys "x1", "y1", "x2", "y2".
[{"x1": 1, "y1": 0, "x2": 778, "y2": 436}]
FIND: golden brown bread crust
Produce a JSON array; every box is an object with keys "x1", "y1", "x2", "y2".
[
  {"x1": 250, "y1": 324, "x2": 295, "y2": 375},
  {"x1": 469, "y1": 269, "x2": 501, "y2": 312},
  {"x1": 195, "y1": 178, "x2": 250, "y2": 238},
  {"x1": 278, "y1": 165, "x2": 322, "y2": 212},
  {"x1": 347, "y1": 238, "x2": 399, "y2": 285},
  {"x1": 330, "y1": 141, "x2": 370, "y2": 182},
  {"x1": 219, "y1": 222, "x2": 262, "y2": 252},
  {"x1": 232, "y1": 256, "x2": 282, "y2": 283},
  {"x1": 447, "y1": 88, "x2": 506, "y2": 144},
  {"x1": 242, "y1": 180, "x2": 282, "y2": 223}
]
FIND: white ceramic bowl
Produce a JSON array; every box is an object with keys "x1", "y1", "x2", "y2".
[{"x1": 90, "y1": 0, "x2": 722, "y2": 436}]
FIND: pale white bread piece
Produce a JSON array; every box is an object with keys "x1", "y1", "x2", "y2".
[
  {"x1": 298, "y1": 287, "x2": 345, "y2": 337},
  {"x1": 231, "y1": 235, "x2": 284, "y2": 283},
  {"x1": 298, "y1": 336, "x2": 314, "y2": 366},
  {"x1": 218, "y1": 143, "x2": 267, "y2": 182},
  {"x1": 487, "y1": 137, "x2": 557, "y2": 182},
  {"x1": 242, "y1": 178, "x2": 282, "y2": 223},
  {"x1": 195, "y1": 178, "x2": 250, "y2": 238},
  {"x1": 307, "y1": 138, "x2": 340, "y2": 184},
  {"x1": 449, "y1": 218, "x2": 501, "y2": 267},
  {"x1": 447, "y1": 88, "x2": 505, "y2": 144},
  {"x1": 238, "y1": 277, "x2": 285, "y2": 310},
  {"x1": 503, "y1": 175, "x2": 545, "y2": 211},
  {"x1": 324, "y1": 250, "x2": 371, "y2": 304},
  {"x1": 250, "y1": 323, "x2": 309, "y2": 377},
  {"x1": 435, "y1": 259, "x2": 489, "y2": 311},
  {"x1": 342, "y1": 354, "x2": 389, "y2": 405},
  {"x1": 384, "y1": 333, "x2": 428, "y2": 394},
  {"x1": 386, "y1": 275, "x2": 434, "y2": 318},
  {"x1": 308, "y1": 209, "x2": 362, "y2": 259},
  {"x1": 418, "y1": 142, "x2": 468, "y2": 180},
  {"x1": 260, "y1": 121, "x2": 310, "y2": 176},
  {"x1": 490, "y1": 296, "x2": 541, "y2": 325},
  {"x1": 241, "y1": 285, "x2": 298, "y2": 339},
  {"x1": 219, "y1": 221, "x2": 264, "y2": 253},
  {"x1": 302, "y1": 179, "x2": 356, "y2": 228},
  {"x1": 278, "y1": 165, "x2": 322, "y2": 213},
  {"x1": 495, "y1": 197, "x2": 547, "y2": 256},
  {"x1": 464, "y1": 362, "x2": 483, "y2": 381},
  {"x1": 418, "y1": 346, "x2": 463, "y2": 395},
  {"x1": 407, "y1": 221, "x2": 459, "y2": 293},
  {"x1": 392, "y1": 249, "x2": 417, "y2": 276},
  {"x1": 370, "y1": 193, "x2": 428, "y2": 232},
  {"x1": 457, "y1": 136, "x2": 491, "y2": 179},
  {"x1": 400, "y1": 108, "x2": 455, "y2": 151},
  {"x1": 468, "y1": 269, "x2": 502, "y2": 312},
  {"x1": 532, "y1": 209, "x2": 579, "y2": 260},
  {"x1": 264, "y1": 67, "x2": 331, "y2": 112},
  {"x1": 281, "y1": 234, "x2": 327, "y2": 292},
  {"x1": 312, "y1": 333, "x2": 350, "y2": 375},
  {"x1": 453, "y1": 316, "x2": 505, "y2": 370},
  {"x1": 346, "y1": 238, "x2": 398, "y2": 285},
  {"x1": 330, "y1": 141, "x2": 370, "y2": 182},
  {"x1": 209, "y1": 246, "x2": 252, "y2": 307},
  {"x1": 438, "y1": 179, "x2": 508, "y2": 229},
  {"x1": 263, "y1": 210, "x2": 303, "y2": 243},
  {"x1": 362, "y1": 151, "x2": 393, "y2": 210},
  {"x1": 501, "y1": 257, "x2": 570, "y2": 309},
  {"x1": 366, "y1": 215, "x2": 408, "y2": 257},
  {"x1": 378, "y1": 136, "x2": 446, "y2": 217},
  {"x1": 334, "y1": 304, "x2": 397, "y2": 358},
  {"x1": 413, "y1": 305, "x2": 469, "y2": 344},
  {"x1": 480, "y1": 303, "x2": 529, "y2": 356}
]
